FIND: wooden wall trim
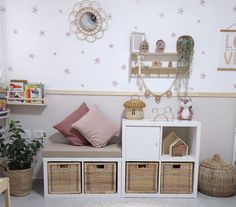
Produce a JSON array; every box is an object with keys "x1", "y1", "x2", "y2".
[{"x1": 46, "y1": 90, "x2": 236, "y2": 98}]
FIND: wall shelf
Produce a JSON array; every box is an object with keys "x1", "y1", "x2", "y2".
[
  {"x1": 7, "y1": 97, "x2": 46, "y2": 106},
  {"x1": 131, "y1": 67, "x2": 189, "y2": 78},
  {"x1": 129, "y1": 52, "x2": 189, "y2": 79}
]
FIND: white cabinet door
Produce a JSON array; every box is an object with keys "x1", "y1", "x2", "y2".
[{"x1": 125, "y1": 126, "x2": 160, "y2": 160}]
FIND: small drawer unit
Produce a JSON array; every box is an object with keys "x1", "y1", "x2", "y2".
[
  {"x1": 161, "y1": 162, "x2": 193, "y2": 194},
  {"x1": 126, "y1": 162, "x2": 159, "y2": 193},
  {"x1": 84, "y1": 162, "x2": 117, "y2": 194},
  {"x1": 48, "y1": 162, "x2": 81, "y2": 194}
]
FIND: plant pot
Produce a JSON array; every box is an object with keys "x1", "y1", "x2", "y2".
[{"x1": 3, "y1": 168, "x2": 33, "y2": 197}]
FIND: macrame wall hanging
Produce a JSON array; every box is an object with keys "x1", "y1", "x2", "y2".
[{"x1": 136, "y1": 35, "x2": 194, "y2": 103}]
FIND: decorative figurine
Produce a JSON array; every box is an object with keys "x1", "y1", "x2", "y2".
[
  {"x1": 155, "y1": 39, "x2": 165, "y2": 53},
  {"x1": 140, "y1": 39, "x2": 149, "y2": 53},
  {"x1": 177, "y1": 98, "x2": 193, "y2": 120}
]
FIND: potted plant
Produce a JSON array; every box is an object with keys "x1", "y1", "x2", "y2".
[{"x1": 0, "y1": 120, "x2": 44, "y2": 196}]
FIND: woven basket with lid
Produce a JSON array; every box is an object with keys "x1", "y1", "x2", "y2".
[
  {"x1": 123, "y1": 95, "x2": 146, "y2": 120},
  {"x1": 198, "y1": 154, "x2": 236, "y2": 197}
]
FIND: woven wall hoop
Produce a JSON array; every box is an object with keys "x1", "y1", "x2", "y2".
[{"x1": 69, "y1": 0, "x2": 108, "y2": 42}]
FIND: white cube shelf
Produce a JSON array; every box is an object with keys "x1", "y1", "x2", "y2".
[{"x1": 122, "y1": 119, "x2": 201, "y2": 198}]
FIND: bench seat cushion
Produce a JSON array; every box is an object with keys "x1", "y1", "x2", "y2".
[{"x1": 43, "y1": 143, "x2": 122, "y2": 158}]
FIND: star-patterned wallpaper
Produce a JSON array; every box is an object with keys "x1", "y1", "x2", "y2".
[{"x1": 0, "y1": 0, "x2": 236, "y2": 92}]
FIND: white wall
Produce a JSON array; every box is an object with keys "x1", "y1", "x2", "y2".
[
  {"x1": 1, "y1": 0, "x2": 236, "y2": 177},
  {"x1": 9, "y1": 96, "x2": 236, "y2": 178},
  {"x1": 1, "y1": 0, "x2": 236, "y2": 93}
]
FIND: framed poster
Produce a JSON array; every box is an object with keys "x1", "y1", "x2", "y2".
[
  {"x1": 218, "y1": 29, "x2": 236, "y2": 71},
  {"x1": 130, "y1": 32, "x2": 145, "y2": 52}
]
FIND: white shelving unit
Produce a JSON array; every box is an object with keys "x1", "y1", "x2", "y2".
[
  {"x1": 122, "y1": 119, "x2": 201, "y2": 198},
  {"x1": 0, "y1": 109, "x2": 10, "y2": 133}
]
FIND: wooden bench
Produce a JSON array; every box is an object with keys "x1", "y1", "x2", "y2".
[{"x1": 43, "y1": 143, "x2": 122, "y2": 197}]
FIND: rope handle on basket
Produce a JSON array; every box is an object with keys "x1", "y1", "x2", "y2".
[
  {"x1": 131, "y1": 94, "x2": 140, "y2": 100},
  {"x1": 0, "y1": 160, "x2": 9, "y2": 172}
]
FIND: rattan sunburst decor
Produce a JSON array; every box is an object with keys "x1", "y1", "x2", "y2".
[{"x1": 69, "y1": 0, "x2": 108, "y2": 42}]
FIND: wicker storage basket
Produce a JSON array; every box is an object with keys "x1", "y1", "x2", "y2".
[
  {"x1": 161, "y1": 162, "x2": 193, "y2": 194},
  {"x1": 123, "y1": 95, "x2": 145, "y2": 120},
  {"x1": 4, "y1": 168, "x2": 33, "y2": 197},
  {"x1": 198, "y1": 154, "x2": 236, "y2": 197},
  {"x1": 84, "y1": 162, "x2": 117, "y2": 194},
  {"x1": 126, "y1": 162, "x2": 158, "y2": 193},
  {"x1": 48, "y1": 162, "x2": 81, "y2": 194}
]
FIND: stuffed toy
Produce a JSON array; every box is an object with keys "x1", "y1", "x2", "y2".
[{"x1": 177, "y1": 98, "x2": 193, "y2": 120}]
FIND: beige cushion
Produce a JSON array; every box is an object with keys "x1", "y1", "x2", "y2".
[{"x1": 43, "y1": 143, "x2": 121, "y2": 158}]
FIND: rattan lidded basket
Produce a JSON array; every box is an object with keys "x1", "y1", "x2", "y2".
[
  {"x1": 123, "y1": 95, "x2": 146, "y2": 120},
  {"x1": 198, "y1": 154, "x2": 236, "y2": 197}
]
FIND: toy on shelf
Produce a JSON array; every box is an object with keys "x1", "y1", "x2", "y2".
[
  {"x1": 152, "y1": 106, "x2": 174, "y2": 122},
  {"x1": 177, "y1": 98, "x2": 193, "y2": 120},
  {"x1": 123, "y1": 95, "x2": 146, "y2": 120},
  {"x1": 162, "y1": 131, "x2": 189, "y2": 156}
]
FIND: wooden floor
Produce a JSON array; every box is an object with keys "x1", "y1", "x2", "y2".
[{"x1": 0, "y1": 181, "x2": 236, "y2": 207}]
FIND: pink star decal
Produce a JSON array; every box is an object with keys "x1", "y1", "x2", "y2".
[
  {"x1": 39, "y1": 30, "x2": 45, "y2": 36},
  {"x1": 63, "y1": 68, "x2": 70, "y2": 75},
  {"x1": 32, "y1": 6, "x2": 38, "y2": 14},
  {"x1": 8, "y1": 66, "x2": 13, "y2": 71},
  {"x1": 107, "y1": 13, "x2": 112, "y2": 20},
  {"x1": 159, "y1": 13, "x2": 165, "y2": 18},
  {"x1": 200, "y1": 0, "x2": 206, "y2": 6},
  {"x1": 112, "y1": 81, "x2": 118, "y2": 87},
  {"x1": 121, "y1": 64, "x2": 127, "y2": 70},
  {"x1": 65, "y1": 32, "x2": 71, "y2": 37},
  {"x1": 94, "y1": 57, "x2": 101, "y2": 64},
  {"x1": 29, "y1": 53, "x2": 35, "y2": 59},
  {"x1": 108, "y1": 43, "x2": 114, "y2": 49},
  {"x1": 178, "y1": 7, "x2": 184, "y2": 15},
  {"x1": 200, "y1": 72, "x2": 206, "y2": 79},
  {"x1": 0, "y1": 7, "x2": 6, "y2": 12},
  {"x1": 171, "y1": 32, "x2": 176, "y2": 38}
]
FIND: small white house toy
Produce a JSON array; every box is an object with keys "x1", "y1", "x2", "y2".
[
  {"x1": 163, "y1": 131, "x2": 189, "y2": 156},
  {"x1": 123, "y1": 95, "x2": 146, "y2": 120}
]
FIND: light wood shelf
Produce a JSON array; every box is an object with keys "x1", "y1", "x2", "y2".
[
  {"x1": 129, "y1": 52, "x2": 189, "y2": 78},
  {"x1": 131, "y1": 67, "x2": 188, "y2": 78},
  {"x1": 7, "y1": 97, "x2": 46, "y2": 106},
  {"x1": 131, "y1": 52, "x2": 178, "y2": 62}
]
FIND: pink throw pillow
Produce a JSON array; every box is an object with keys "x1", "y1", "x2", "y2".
[
  {"x1": 53, "y1": 103, "x2": 90, "y2": 146},
  {"x1": 72, "y1": 105, "x2": 119, "y2": 148}
]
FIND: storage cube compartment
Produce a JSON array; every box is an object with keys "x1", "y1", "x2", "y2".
[
  {"x1": 48, "y1": 162, "x2": 81, "y2": 194},
  {"x1": 160, "y1": 162, "x2": 193, "y2": 194},
  {"x1": 126, "y1": 162, "x2": 158, "y2": 193},
  {"x1": 162, "y1": 127, "x2": 198, "y2": 158},
  {"x1": 84, "y1": 162, "x2": 117, "y2": 194}
]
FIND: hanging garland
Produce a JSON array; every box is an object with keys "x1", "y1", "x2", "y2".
[{"x1": 136, "y1": 35, "x2": 194, "y2": 103}]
